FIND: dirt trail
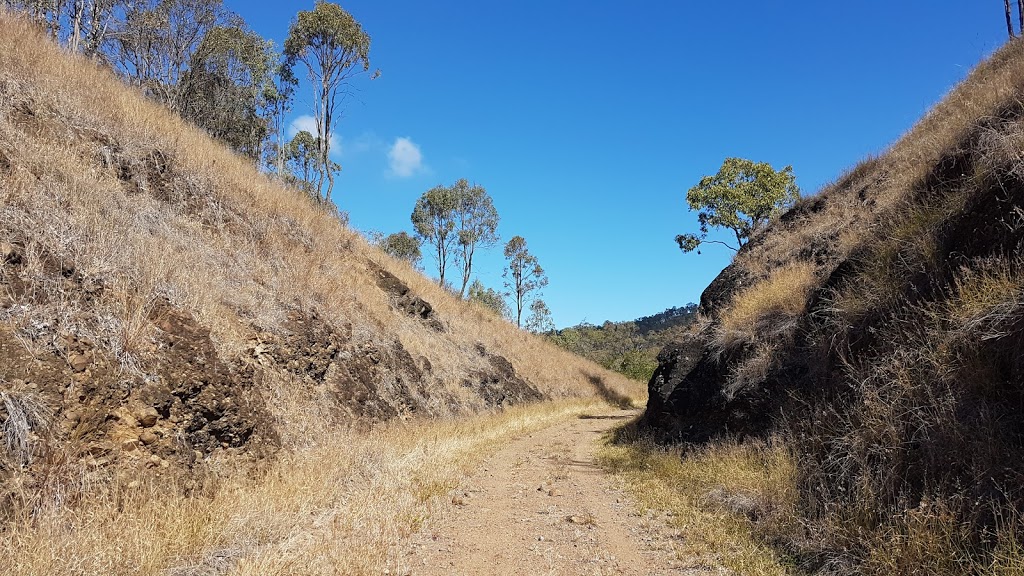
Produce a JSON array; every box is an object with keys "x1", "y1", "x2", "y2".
[{"x1": 404, "y1": 409, "x2": 690, "y2": 575}]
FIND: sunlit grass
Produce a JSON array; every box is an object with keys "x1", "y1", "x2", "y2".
[
  {"x1": 598, "y1": 424, "x2": 799, "y2": 575},
  {"x1": 0, "y1": 399, "x2": 613, "y2": 575}
]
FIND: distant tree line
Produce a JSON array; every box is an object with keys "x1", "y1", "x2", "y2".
[
  {"x1": 547, "y1": 304, "x2": 698, "y2": 382},
  {"x1": 1, "y1": 0, "x2": 377, "y2": 204},
  {"x1": 374, "y1": 180, "x2": 552, "y2": 332}
]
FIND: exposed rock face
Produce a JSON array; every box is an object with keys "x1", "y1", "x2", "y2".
[
  {"x1": 697, "y1": 262, "x2": 749, "y2": 317},
  {"x1": 371, "y1": 264, "x2": 446, "y2": 332},
  {"x1": 462, "y1": 348, "x2": 545, "y2": 407},
  {"x1": 143, "y1": 301, "x2": 271, "y2": 454},
  {"x1": 642, "y1": 258, "x2": 781, "y2": 442},
  {"x1": 253, "y1": 308, "x2": 440, "y2": 421},
  {"x1": 644, "y1": 335, "x2": 701, "y2": 419}
]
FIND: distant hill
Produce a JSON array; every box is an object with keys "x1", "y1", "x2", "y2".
[{"x1": 548, "y1": 304, "x2": 698, "y2": 381}]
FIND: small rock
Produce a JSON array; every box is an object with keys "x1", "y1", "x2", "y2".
[
  {"x1": 547, "y1": 488, "x2": 561, "y2": 497},
  {"x1": 121, "y1": 439, "x2": 138, "y2": 452},
  {"x1": 68, "y1": 353, "x2": 91, "y2": 373},
  {"x1": 451, "y1": 496, "x2": 465, "y2": 506},
  {"x1": 64, "y1": 409, "x2": 81, "y2": 423},
  {"x1": 139, "y1": 430, "x2": 158, "y2": 445},
  {"x1": 127, "y1": 480, "x2": 140, "y2": 489},
  {"x1": 134, "y1": 406, "x2": 159, "y2": 428},
  {"x1": 537, "y1": 535, "x2": 545, "y2": 542},
  {"x1": 87, "y1": 441, "x2": 114, "y2": 456},
  {"x1": 0, "y1": 242, "x2": 20, "y2": 264}
]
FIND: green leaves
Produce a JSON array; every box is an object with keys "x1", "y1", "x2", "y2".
[
  {"x1": 679, "y1": 157, "x2": 800, "y2": 253},
  {"x1": 379, "y1": 232, "x2": 422, "y2": 269},
  {"x1": 411, "y1": 184, "x2": 460, "y2": 287},
  {"x1": 284, "y1": 1, "x2": 371, "y2": 75},
  {"x1": 525, "y1": 299, "x2": 555, "y2": 334},
  {"x1": 412, "y1": 179, "x2": 499, "y2": 294},
  {"x1": 284, "y1": 1, "x2": 376, "y2": 202},
  {"x1": 468, "y1": 279, "x2": 509, "y2": 319},
  {"x1": 503, "y1": 236, "x2": 548, "y2": 328}
]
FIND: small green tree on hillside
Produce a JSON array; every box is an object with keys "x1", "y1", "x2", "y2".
[
  {"x1": 467, "y1": 279, "x2": 508, "y2": 319},
  {"x1": 525, "y1": 299, "x2": 554, "y2": 334},
  {"x1": 287, "y1": 130, "x2": 319, "y2": 196},
  {"x1": 412, "y1": 184, "x2": 459, "y2": 288},
  {"x1": 179, "y1": 21, "x2": 276, "y2": 160},
  {"x1": 380, "y1": 231, "x2": 421, "y2": 268},
  {"x1": 453, "y1": 179, "x2": 499, "y2": 298},
  {"x1": 265, "y1": 60, "x2": 298, "y2": 176},
  {"x1": 503, "y1": 236, "x2": 548, "y2": 328},
  {"x1": 676, "y1": 157, "x2": 799, "y2": 254},
  {"x1": 113, "y1": 0, "x2": 226, "y2": 112}
]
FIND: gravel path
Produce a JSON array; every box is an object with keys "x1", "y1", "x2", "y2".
[{"x1": 403, "y1": 409, "x2": 695, "y2": 575}]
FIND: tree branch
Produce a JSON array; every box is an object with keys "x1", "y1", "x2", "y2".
[{"x1": 703, "y1": 239, "x2": 739, "y2": 252}]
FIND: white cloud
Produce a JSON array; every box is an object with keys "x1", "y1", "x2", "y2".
[
  {"x1": 387, "y1": 136, "x2": 424, "y2": 178},
  {"x1": 287, "y1": 115, "x2": 341, "y2": 156}
]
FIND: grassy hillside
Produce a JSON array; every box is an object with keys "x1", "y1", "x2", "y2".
[
  {"x1": 642, "y1": 37, "x2": 1024, "y2": 574},
  {"x1": 0, "y1": 9, "x2": 641, "y2": 553}
]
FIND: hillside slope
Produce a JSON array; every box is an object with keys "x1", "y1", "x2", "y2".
[
  {"x1": 643, "y1": 39, "x2": 1024, "y2": 572},
  {"x1": 0, "y1": 13, "x2": 638, "y2": 515}
]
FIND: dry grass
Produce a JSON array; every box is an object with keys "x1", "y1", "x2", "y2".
[
  {"x1": 0, "y1": 384, "x2": 51, "y2": 466},
  {"x1": 716, "y1": 261, "x2": 817, "y2": 351},
  {"x1": 0, "y1": 398, "x2": 613, "y2": 575},
  {"x1": 599, "y1": 427, "x2": 799, "y2": 575},
  {"x1": 947, "y1": 259, "x2": 1024, "y2": 339},
  {"x1": 0, "y1": 11, "x2": 641, "y2": 415},
  {"x1": 0, "y1": 12, "x2": 648, "y2": 575}
]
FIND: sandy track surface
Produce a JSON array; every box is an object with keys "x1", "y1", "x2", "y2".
[{"x1": 403, "y1": 409, "x2": 690, "y2": 575}]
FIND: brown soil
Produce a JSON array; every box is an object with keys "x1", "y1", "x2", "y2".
[{"x1": 405, "y1": 410, "x2": 694, "y2": 575}]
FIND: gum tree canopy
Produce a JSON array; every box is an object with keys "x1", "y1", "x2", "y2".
[
  {"x1": 676, "y1": 157, "x2": 799, "y2": 254},
  {"x1": 284, "y1": 1, "x2": 376, "y2": 203}
]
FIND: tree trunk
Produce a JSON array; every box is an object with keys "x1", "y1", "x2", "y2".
[
  {"x1": 69, "y1": 0, "x2": 84, "y2": 52},
  {"x1": 1018, "y1": 0, "x2": 1023, "y2": 33},
  {"x1": 316, "y1": 77, "x2": 329, "y2": 202},
  {"x1": 1008, "y1": 0, "x2": 1016, "y2": 38},
  {"x1": 47, "y1": 0, "x2": 61, "y2": 39},
  {"x1": 514, "y1": 266, "x2": 524, "y2": 328},
  {"x1": 459, "y1": 246, "x2": 474, "y2": 298},
  {"x1": 437, "y1": 237, "x2": 446, "y2": 288}
]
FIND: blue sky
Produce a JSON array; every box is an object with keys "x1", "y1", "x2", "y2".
[{"x1": 229, "y1": 1, "x2": 1009, "y2": 328}]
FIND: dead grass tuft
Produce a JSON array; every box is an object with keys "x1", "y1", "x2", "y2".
[
  {"x1": 0, "y1": 384, "x2": 51, "y2": 466},
  {"x1": 716, "y1": 262, "x2": 817, "y2": 351}
]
